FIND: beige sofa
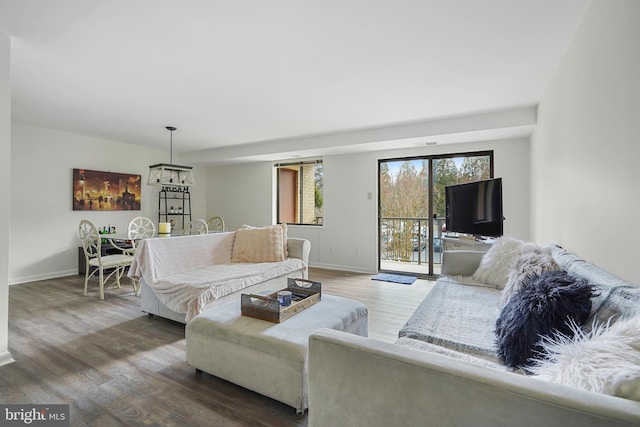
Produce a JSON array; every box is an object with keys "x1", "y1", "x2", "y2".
[
  {"x1": 308, "y1": 245, "x2": 640, "y2": 426},
  {"x1": 129, "y1": 230, "x2": 311, "y2": 324}
]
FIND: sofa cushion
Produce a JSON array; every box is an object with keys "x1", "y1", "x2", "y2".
[
  {"x1": 530, "y1": 316, "x2": 640, "y2": 401},
  {"x1": 501, "y1": 244, "x2": 560, "y2": 307},
  {"x1": 129, "y1": 232, "x2": 237, "y2": 283},
  {"x1": 550, "y1": 245, "x2": 640, "y2": 326},
  {"x1": 495, "y1": 270, "x2": 593, "y2": 369},
  {"x1": 395, "y1": 337, "x2": 511, "y2": 372},
  {"x1": 399, "y1": 279, "x2": 502, "y2": 363},
  {"x1": 472, "y1": 237, "x2": 526, "y2": 289},
  {"x1": 441, "y1": 250, "x2": 485, "y2": 277},
  {"x1": 588, "y1": 286, "x2": 640, "y2": 327},
  {"x1": 232, "y1": 225, "x2": 286, "y2": 263}
]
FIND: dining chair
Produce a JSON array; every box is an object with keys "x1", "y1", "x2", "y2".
[
  {"x1": 183, "y1": 219, "x2": 209, "y2": 235},
  {"x1": 126, "y1": 216, "x2": 156, "y2": 295},
  {"x1": 78, "y1": 219, "x2": 135, "y2": 300},
  {"x1": 207, "y1": 216, "x2": 225, "y2": 233},
  {"x1": 127, "y1": 216, "x2": 156, "y2": 251}
]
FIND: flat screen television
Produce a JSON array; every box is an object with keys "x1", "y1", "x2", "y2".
[{"x1": 445, "y1": 177, "x2": 503, "y2": 237}]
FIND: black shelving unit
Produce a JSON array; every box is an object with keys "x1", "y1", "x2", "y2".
[{"x1": 158, "y1": 187, "x2": 192, "y2": 231}]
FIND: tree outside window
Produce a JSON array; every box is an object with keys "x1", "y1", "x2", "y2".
[{"x1": 379, "y1": 152, "x2": 492, "y2": 265}]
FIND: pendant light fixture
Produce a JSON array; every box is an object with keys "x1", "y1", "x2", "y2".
[{"x1": 147, "y1": 126, "x2": 195, "y2": 188}]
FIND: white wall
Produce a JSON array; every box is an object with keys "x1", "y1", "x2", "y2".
[
  {"x1": 206, "y1": 162, "x2": 273, "y2": 230},
  {"x1": 206, "y1": 137, "x2": 530, "y2": 273},
  {"x1": 531, "y1": 0, "x2": 640, "y2": 284},
  {"x1": 9, "y1": 123, "x2": 208, "y2": 284},
  {"x1": 0, "y1": 31, "x2": 13, "y2": 366}
]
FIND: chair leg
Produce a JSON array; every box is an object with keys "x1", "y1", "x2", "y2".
[
  {"x1": 133, "y1": 278, "x2": 141, "y2": 296},
  {"x1": 99, "y1": 267, "x2": 105, "y2": 300},
  {"x1": 84, "y1": 268, "x2": 90, "y2": 296}
]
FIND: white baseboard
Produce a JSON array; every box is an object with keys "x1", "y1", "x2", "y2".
[
  {"x1": 9, "y1": 269, "x2": 78, "y2": 285},
  {"x1": 309, "y1": 262, "x2": 375, "y2": 275},
  {"x1": 0, "y1": 351, "x2": 14, "y2": 367}
]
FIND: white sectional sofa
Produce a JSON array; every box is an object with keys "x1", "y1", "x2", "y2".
[
  {"x1": 128, "y1": 227, "x2": 310, "y2": 324},
  {"x1": 308, "y1": 242, "x2": 640, "y2": 426}
]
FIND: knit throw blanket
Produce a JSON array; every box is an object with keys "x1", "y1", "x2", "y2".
[
  {"x1": 398, "y1": 277, "x2": 502, "y2": 363},
  {"x1": 149, "y1": 259, "x2": 306, "y2": 322}
]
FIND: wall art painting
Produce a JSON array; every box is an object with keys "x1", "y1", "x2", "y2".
[{"x1": 73, "y1": 168, "x2": 141, "y2": 211}]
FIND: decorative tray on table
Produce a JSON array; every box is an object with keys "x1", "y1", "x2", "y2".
[{"x1": 241, "y1": 278, "x2": 322, "y2": 323}]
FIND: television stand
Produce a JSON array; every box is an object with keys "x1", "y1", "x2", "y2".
[{"x1": 442, "y1": 236, "x2": 492, "y2": 253}]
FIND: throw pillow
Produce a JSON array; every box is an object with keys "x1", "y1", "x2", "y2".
[
  {"x1": 280, "y1": 222, "x2": 289, "y2": 258},
  {"x1": 529, "y1": 316, "x2": 640, "y2": 401},
  {"x1": 241, "y1": 223, "x2": 288, "y2": 258},
  {"x1": 494, "y1": 270, "x2": 593, "y2": 369},
  {"x1": 501, "y1": 243, "x2": 560, "y2": 307},
  {"x1": 472, "y1": 237, "x2": 525, "y2": 288},
  {"x1": 232, "y1": 225, "x2": 285, "y2": 263}
]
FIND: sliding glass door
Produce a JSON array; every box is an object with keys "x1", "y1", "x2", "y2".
[{"x1": 378, "y1": 151, "x2": 493, "y2": 277}]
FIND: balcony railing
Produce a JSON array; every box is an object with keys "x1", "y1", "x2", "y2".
[{"x1": 380, "y1": 216, "x2": 445, "y2": 267}]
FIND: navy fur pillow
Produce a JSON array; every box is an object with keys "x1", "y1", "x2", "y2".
[{"x1": 494, "y1": 270, "x2": 593, "y2": 369}]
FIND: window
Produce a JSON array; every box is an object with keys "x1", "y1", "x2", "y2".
[
  {"x1": 275, "y1": 160, "x2": 323, "y2": 225},
  {"x1": 378, "y1": 150, "x2": 493, "y2": 276}
]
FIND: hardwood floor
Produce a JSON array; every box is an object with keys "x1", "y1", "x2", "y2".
[
  {"x1": 0, "y1": 268, "x2": 434, "y2": 426},
  {"x1": 310, "y1": 268, "x2": 435, "y2": 342}
]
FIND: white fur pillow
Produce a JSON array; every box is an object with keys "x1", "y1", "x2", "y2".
[
  {"x1": 500, "y1": 243, "x2": 560, "y2": 307},
  {"x1": 530, "y1": 316, "x2": 640, "y2": 401},
  {"x1": 472, "y1": 237, "x2": 526, "y2": 289},
  {"x1": 232, "y1": 225, "x2": 285, "y2": 263}
]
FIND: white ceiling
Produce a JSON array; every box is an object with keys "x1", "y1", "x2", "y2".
[{"x1": 0, "y1": 0, "x2": 589, "y2": 164}]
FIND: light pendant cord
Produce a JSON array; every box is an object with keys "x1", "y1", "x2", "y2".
[{"x1": 166, "y1": 126, "x2": 177, "y2": 164}]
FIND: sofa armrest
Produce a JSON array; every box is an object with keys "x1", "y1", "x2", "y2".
[
  {"x1": 441, "y1": 250, "x2": 485, "y2": 276},
  {"x1": 308, "y1": 328, "x2": 640, "y2": 427},
  {"x1": 287, "y1": 238, "x2": 310, "y2": 265}
]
